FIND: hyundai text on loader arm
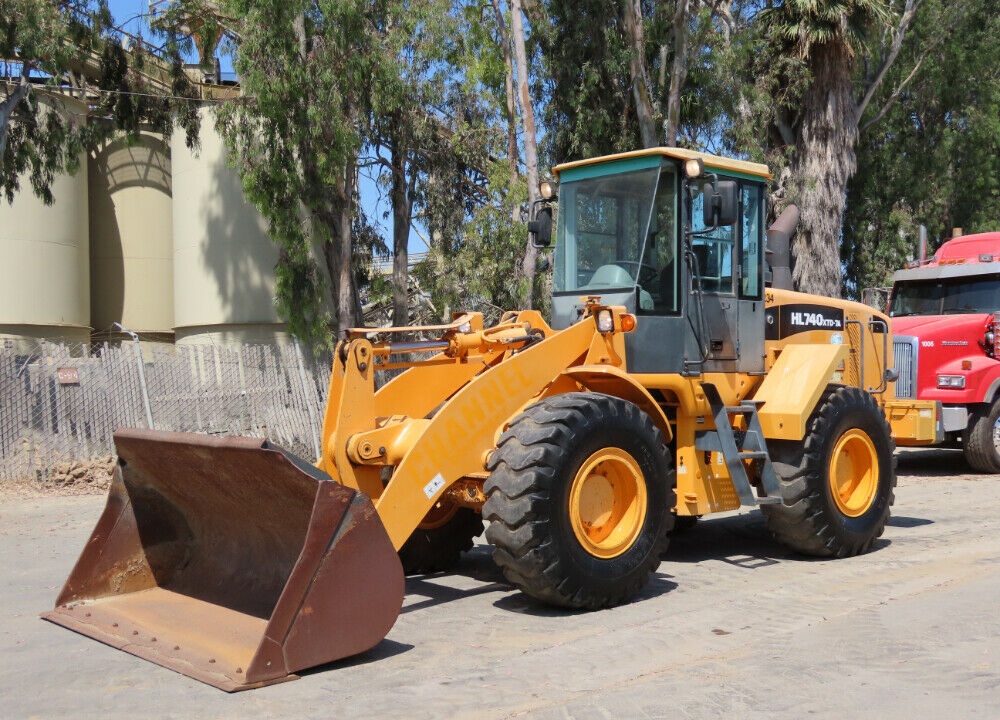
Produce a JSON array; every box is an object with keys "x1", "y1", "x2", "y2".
[{"x1": 43, "y1": 148, "x2": 938, "y2": 691}]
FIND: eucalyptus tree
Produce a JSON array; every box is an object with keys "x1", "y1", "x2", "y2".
[
  {"x1": 409, "y1": 2, "x2": 531, "y2": 321},
  {"x1": 540, "y1": 1, "x2": 738, "y2": 161},
  {"x1": 366, "y1": 0, "x2": 501, "y2": 327},
  {"x1": 216, "y1": 0, "x2": 390, "y2": 344}
]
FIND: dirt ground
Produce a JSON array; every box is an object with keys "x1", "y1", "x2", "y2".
[{"x1": 1, "y1": 448, "x2": 998, "y2": 719}]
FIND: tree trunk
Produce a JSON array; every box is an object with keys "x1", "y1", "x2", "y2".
[
  {"x1": 491, "y1": 0, "x2": 520, "y2": 189},
  {"x1": 789, "y1": 43, "x2": 858, "y2": 298},
  {"x1": 0, "y1": 69, "x2": 32, "y2": 169},
  {"x1": 510, "y1": 0, "x2": 540, "y2": 308},
  {"x1": 336, "y1": 159, "x2": 359, "y2": 332},
  {"x1": 623, "y1": 0, "x2": 658, "y2": 148},
  {"x1": 664, "y1": 0, "x2": 691, "y2": 146},
  {"x1": 389, "y1": 115, "x2": 412, "y2": 328}
]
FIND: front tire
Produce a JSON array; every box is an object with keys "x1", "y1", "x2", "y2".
[
  {"x1": 963, "y1": 398, "x2": 1000, "y2": 473},
  {"x1": 483, "y1": 393, "x2": 674, "y2": 609},
  {"x1": 762, "y1": 386, "x2": 896, "y2": 558}
]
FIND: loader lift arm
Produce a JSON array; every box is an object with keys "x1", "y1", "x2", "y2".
[{"x1": 320, "y1": 303, "x2": 651, "y2": 551}]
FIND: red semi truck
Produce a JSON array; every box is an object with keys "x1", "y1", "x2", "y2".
[{"x1": 887, "y1": 231, "x2": 1000, "y2": 472}]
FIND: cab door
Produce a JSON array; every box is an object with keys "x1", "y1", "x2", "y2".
[
  {"x1": 735, "y1": 184, "x2": 765, "y2": 374},
  {"x1": 684, "y1": 180, "x2": 765, "y2": 375}
]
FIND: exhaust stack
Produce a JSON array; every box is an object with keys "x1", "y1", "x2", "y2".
[{"x1": 766, "y1": 204, "x2": 799, "y2": 291}]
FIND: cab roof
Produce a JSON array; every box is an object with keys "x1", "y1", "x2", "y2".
[
  {"x1": 553, "y1": 147, "x2": 772, "y2": 181},
  {"x1": 933, "y1": 232, "x2": 1000, "y2": 263}
]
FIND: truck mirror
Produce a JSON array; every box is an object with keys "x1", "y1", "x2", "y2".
[
  {"x1": 702, "y1": 180, "x2": 738, "y2": 227},
  {"x1": 529, "y1": 205, "x2": 554, "y2": 248}
]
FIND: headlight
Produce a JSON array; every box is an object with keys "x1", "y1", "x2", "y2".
[
  {"x1": 596, "y1": 310, "x2": 614, "y2": 333},
  {"x1": 684, "y1": 157, "x2": 705, "y2": 179},
  {"x1": 937, "y1": 375, "x2": 966, "y2": 389}
]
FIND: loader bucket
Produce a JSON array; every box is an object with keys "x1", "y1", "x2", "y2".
[{"x1": 41, "y1": 429, "x2": 405, "y2": 691}]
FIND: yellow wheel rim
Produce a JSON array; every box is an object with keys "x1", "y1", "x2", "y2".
[
  {"x1": 568, "y1": 448, "x2": 648, "y2": 558},
  {"x1": 829, "y1": 429, "x2": 879, "y2": 517}
]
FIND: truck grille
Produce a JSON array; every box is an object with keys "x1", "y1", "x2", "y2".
[{"x1": 893, "y1": 336, "x2": 918, "y2": 399}]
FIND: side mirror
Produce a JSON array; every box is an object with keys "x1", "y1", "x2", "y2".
[
  {"x1": 702, "y1": 180, "x2": 738, "y2": 227},
  {"x1": 529, "y1": 205, "x2": 554, "y2": 248}
]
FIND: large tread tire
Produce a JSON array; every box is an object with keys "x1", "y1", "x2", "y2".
[
  {"x1": 483, "y1": 392, "x2": 674, "y2": 609},
  {"x1": 398, "y1": 505, "x2": 483, "y2": 574},
  {"x1": 762, "y1": 386, "x2": 896, "y2": 558},
  {"x1": 963, "y1": 398, "x2": 1000, "y2": 473}
]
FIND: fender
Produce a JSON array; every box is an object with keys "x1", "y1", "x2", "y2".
[
  {"x1": 754, "y1": 343, "x2": 849, "y2": 440},
  {"x1": 982, "y1": 376, "x2": 1000, "y2": 405},
  {"x1": 562, "y1": 364, "x2": 673, "y2": 442}
]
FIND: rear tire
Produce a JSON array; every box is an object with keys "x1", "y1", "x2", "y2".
[
  {"x1": 762, "y1": 386, "x2": 896, "y2": 558},
  {"x1": 963, "y1": 398, "x2": 1000, "y2": 473},
  {"x1": 398, "y1": 504, "x2": 483, "y2": 574},
  {"x1": 483, "y1": 393, "x2": 674, "y2": 609}
]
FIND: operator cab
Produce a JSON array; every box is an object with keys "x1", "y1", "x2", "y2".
[{"x1": 543, "y1": 148, "x2": 770, "y2": 375}]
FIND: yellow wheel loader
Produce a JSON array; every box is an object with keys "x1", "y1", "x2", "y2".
[{"x1": 43, "y1": 148, "x2": 939, "y2": 691}]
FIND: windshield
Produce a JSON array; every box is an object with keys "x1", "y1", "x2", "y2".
[
  {"x1": 553, "y1": 167, "x2": 662, "y2": 298},
  {"x1": 890, "y1": 275, "x2": 1000, "y2": 316}
]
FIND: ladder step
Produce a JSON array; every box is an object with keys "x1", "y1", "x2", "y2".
[{"x1": 700, "y1": 382, "x2": 782, "y2": 508}]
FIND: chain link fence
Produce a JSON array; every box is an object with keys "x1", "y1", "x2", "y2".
[{"x1": 1, "y1": 338, "x2": 334, "y2": 483}]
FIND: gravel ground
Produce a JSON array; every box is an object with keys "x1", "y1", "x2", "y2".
[{"x1": 1, "y1": 447, "x2": 997, "y2": 719}]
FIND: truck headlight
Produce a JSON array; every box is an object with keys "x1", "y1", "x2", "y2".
[{"x1": 937, "y1": 374, "x2": 966, "y2": 389}]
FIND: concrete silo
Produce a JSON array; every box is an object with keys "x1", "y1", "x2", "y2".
[
  {"x1": 171, "y1": 107, "x2": 287, "y2": 345},
  {"x1": 88, "y1": 131, "x2": 174, "y2": 342},
  {"x1": 0, "y1": 96, "x2": 90, "y2": 351}
]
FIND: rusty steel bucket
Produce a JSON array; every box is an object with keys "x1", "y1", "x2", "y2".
[{"x1": 41, "y1": 429, "x2": 405, "y2": 691}]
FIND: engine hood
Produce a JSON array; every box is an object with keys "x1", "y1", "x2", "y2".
[{"x1": 892, "y1": 313, "x2": 990, "y2": 339}]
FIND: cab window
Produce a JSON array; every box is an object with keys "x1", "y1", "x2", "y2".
[
  {"x1": 690, "y1": 187, "x2": 736, "y2": 294},
  {"x1": 637, "y1": 168, "x2": 680, "y2": 313},
  {"x1": 740, "y1": 184, "x2": 763, "y2": 299}
]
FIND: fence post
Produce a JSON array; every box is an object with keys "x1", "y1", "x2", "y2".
[
  {"x1": 293, "y1": 339, "x2": 321, "y2": 460},
  {"x1": 115, "y1": 323, "x2": 154, "y2": 429}
]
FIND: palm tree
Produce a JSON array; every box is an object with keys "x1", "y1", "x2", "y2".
[{"x1": 762, "y1": 0, "x2": 913, "y2": 297}]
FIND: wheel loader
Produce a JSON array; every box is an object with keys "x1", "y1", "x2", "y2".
[{"x1": 43, "y1": 148, "x2": 940, "y2": 691}]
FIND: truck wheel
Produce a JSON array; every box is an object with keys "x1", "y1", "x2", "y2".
[
  {"x1": 483, "y1": 392, "x2": 674, "y2": 609},
  {"x1": 762, "y1": 386, "x2": 896, "y2": 558},
  {"x1": 963, "y1": 399, "x2": 1000, "y2": 473},
  {"x1": 398, "y1": 503, "x2": 483, "y2": 574}
]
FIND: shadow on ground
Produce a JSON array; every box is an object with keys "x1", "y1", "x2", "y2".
[
  {"x1": 896, "y1": 447, "x2": 974, "y2": 477},
  {"x1": 395, "y1": 502, "x2": 924, "y2": 621},
  {"x1": 299, "y1": 638, "x2": 416, "y2": 679}
]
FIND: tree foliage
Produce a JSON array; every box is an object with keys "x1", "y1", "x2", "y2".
[
  {"x1": 843, "y1": 0, "x2": 1000, "y2": 294},
  {"x1": 1, "y1": 0, "x2": 199, "y2": 204},
  {"x1": 7, "y1": 0, "x2": 996, "y2": 338},
  {"x1": 217, "y1": 0, "x2": 386, "y2": 344},
  {"x1": 201, "y1": 0, "x2": 1000, "y2": 326},
  {"x1": 407, "y1": 2, "x2": 532, "y2": 322}
]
